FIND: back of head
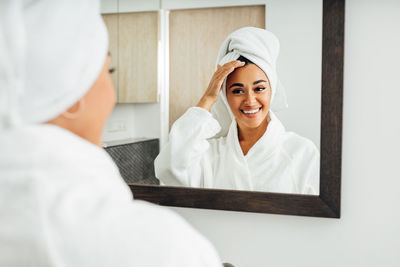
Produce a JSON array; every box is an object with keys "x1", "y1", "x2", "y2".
[{"x1": 0, "y1": 0, "x2": 108, "y2": 129}]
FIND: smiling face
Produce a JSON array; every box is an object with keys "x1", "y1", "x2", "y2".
[{"x1": 226, "y1": 63, "x2": 272, "y2": 131}]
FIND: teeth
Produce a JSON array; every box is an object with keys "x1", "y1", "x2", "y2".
[{"x1": 242, "y1": 108, "x2": 260, "y2": 114}]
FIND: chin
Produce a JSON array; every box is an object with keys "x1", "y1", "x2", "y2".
[
  {"x1": 236, "y1": 117, "x2": 264, "y2": 129},
  {"x1": 237, "y1": 112, "x2": 267, "y2": 127},
  {"x1": 245, "y1": 121, "x2": 264, "y2": 129}
]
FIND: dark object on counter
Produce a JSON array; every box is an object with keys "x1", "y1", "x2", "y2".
[
  {"x1": 104, "y1": 139, "x2": 160, "y2": 185},
  {"x1": 223, "y1": 263, "x2": 235, "y2": 267}
]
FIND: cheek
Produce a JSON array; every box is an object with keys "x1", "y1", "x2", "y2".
[
  {"x1": 227, "y1": 95, "x2": 241, "y2": 113},
  {"x1": 100, "y1": 73, "x2": 116, "y2": 113},
  {"x1": 106, "y1": 77, "x2": 116, "y2": 108},
  {"x1": 260, "y1": 90, "x2": 271, "y2": 107},
  {"x1": 90, "y1": 74, "x2": 115, "y2": 124}
]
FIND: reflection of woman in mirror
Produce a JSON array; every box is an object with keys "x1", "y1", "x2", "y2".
[{"x1": 155, "y1": 27, "x2": 319, "y2": 194}]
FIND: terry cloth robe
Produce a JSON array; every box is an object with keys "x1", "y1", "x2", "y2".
[
  {"x1": 0, "y1": 124, "x2": 221, "y2": 267},
  {"x1": 155, "y1": 107, "x2": 319, "y2": 194}
]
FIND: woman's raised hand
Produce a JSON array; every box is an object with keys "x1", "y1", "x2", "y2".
[{"x1": 197, "y1": 60, "x2": 245, "y2": 111}]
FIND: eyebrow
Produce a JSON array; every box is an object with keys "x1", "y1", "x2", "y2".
[
  {"x1": 229, "y1": 83, "x2": 244, "y2": 89},
  {"x1": 253, "y1": 80, "x2": 267, "y2": 85},
  {"x1": 228, "y1": 80, "x2": 268, "y2": 89}
]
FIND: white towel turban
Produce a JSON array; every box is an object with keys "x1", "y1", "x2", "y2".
[
  {"x1": 211, "y1": 27, "x2": 288, "y2": 137},
  {"x1": 0, "y1": 0, "x2": 108, "y2": 129}
]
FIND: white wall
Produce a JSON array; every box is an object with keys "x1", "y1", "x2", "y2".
[
  {"x1": 169, "y1": 1, "x2": 400, "y2": 266},
  {"x1": 269, "y1": 0, "x2": 322, "y2": 149},
  {"x1": 102, "y1": 103, "x2": 161, "y2": 142}
]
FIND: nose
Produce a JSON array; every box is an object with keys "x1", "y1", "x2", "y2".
[{"x1": 243, "y1": 90, "x2": 257, "y2": 106}]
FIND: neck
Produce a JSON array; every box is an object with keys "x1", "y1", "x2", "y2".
[
  {"x1": 238, "y1": 119, "x2": 269, "y2": 142},
  {"x1": 237, "y1": 115, "x2": 270, "y2": 155},
  {"x1": 46, "y1": 119, "x2": 102, "y2": 147}
]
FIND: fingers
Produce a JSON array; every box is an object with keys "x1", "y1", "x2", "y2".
[
  {"x1": 223, "y1": 60, "x2": 246, "y2": 69},
  {"x1": 215, "y1": 60, "x2": 245, "y2": 80},
  {"x1": 218, "y1": 60, "x2": 245, "y2": 74},
  {"x1": 201, "y1": 60, "x2": 246, "y2": 106}
]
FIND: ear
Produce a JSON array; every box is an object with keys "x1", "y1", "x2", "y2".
[{"x1": 61, "y1": 99, "x2": 85, "y2": 119}]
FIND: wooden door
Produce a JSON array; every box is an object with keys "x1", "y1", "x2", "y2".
[
  {"x1": 102, "y1": 13, "x2": 119, "y2": 97},
  {"x1": 169, "y1": 5, "x2": 265, "y2": 128}
]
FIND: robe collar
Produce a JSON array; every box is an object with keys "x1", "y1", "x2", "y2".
[{"x1": 226, "y1": 110, "x2": 286, "y2": 160}]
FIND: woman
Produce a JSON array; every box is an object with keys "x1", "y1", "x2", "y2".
[
  {"x1": 0, "y1": 1, "x2": 221, "y2": 266},
  {"x1": 155, "y1": 27, "x2": 319, "y2": 194}
]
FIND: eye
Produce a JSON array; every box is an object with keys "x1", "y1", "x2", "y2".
[
  {"x1": 108, "y1": 68, "x2": 115, "y2": 74},
  {"x1": 254, "y1": 87, "x2": 265, "y2": 92},
  {"x1": 231, "y1": 89, "x2": 244, "y2": 94}
]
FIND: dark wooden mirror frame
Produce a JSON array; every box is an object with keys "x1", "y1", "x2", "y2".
[{"x1": 129, "y1": 0, "x2": 344, "y2": 218}]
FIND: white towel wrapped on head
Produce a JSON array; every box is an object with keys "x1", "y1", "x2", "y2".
[
  {"x1": 211, "y1": 27, "x2": 288, "y2": 137},
  {"x1": 0, "y1": 0, "x2": 108, "y2": 129}
]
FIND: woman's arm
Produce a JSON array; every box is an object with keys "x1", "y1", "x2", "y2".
[
  {"x1": 155, "y1": 60, "x2": 244, "y2": 187},
  {"x1": 154, "y1": 107, "x2": 221, "y2": 187},
  {"x1": 197, "y1": 60, "x2": 244, "y2": 111}
]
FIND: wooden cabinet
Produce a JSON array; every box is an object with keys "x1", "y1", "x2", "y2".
[{"x1": 102, "y1": 12, "x2": 159, "y2": 103}]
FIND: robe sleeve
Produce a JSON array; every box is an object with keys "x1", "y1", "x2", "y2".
[
  {"x1": 154, "y1": 107, "x2": 221, "y2": 187},
  {"x1": 283, "y1": 133, "x2": 320, "y2": 195},
  {"x1": 302, "y1": 146, "x2": 320, "y2": 195},
  {"x1": 292, "y1": 139, "x2": 320, "y2": 195}
]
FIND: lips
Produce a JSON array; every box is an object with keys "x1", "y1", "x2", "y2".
[{"x1": 240, "y1": 107, "x2": 262, "y2": 115}]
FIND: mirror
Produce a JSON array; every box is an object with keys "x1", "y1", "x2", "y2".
[
  {"x1": 159, "y1": 3, "x2": 322, "y2": 195},
  {"x1": 101, "y1": 0, "x2": 344, "y2": 218}
]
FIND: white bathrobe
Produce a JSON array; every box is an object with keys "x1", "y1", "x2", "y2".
[
  {"x1": 0, "y1": 125, "x2": 221, "y2": 267},
  {"x1": 155, "y1": 107, "x2": 319, "y2": 194}
]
